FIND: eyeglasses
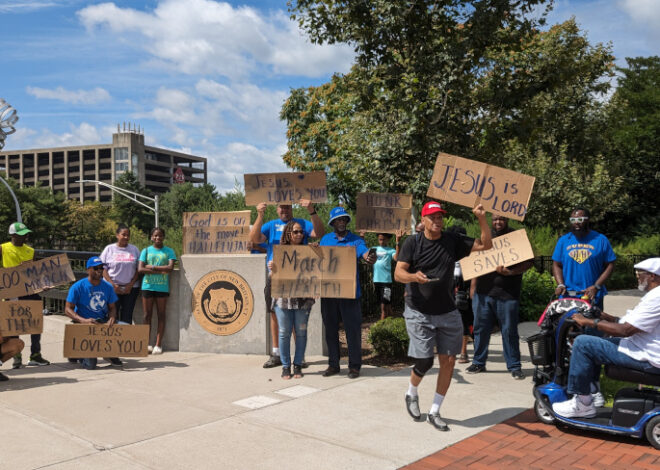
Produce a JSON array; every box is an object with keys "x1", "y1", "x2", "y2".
[
  {"x1": 569, "y1": 217, "x2": 589, "y2": 223},
  {"x1": 92, "y1": 266, "x2": 104, "y2": 271},
  {"x1": 291, "y1": 230, "x2": 304, "y2": 235}
]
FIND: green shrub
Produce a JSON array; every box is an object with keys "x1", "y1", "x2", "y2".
[
  {"x1": 367, "y1": 317, "x2": 409, "y2": 358},
  {"x1": 608, "y1": 256, "x2": 636, "y2": 290},
  {"x1": 519, "y1": 268, "x2": 556, "y2": 322},
  {"x1": 526, "y1": 225, "x2": 559, "y2": 257},
  {"x1": 614, "y1": 234, "x2": 660, "y2": 255}
]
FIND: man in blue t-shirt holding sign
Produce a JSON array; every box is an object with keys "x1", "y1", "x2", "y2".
[
  {"x1": 552, "y1": 207, "x2": 616, "y2": 309},
  {"x1": 250, "y1": 200, "x2": 325, "y2": 368},
  {"x1": 65, "y1": 256, "x2": 119, "y2": 370}
]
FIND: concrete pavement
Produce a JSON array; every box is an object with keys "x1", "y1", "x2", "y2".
[{"x1": 0, "y1": 292, "x2": 642, "y2": 469}]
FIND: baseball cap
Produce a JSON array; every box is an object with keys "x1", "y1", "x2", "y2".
[
  {"x1": 328, "y1": 206, "x2": 352, "y2": 226},
  {"x1": 421, "y1": 201, "x2": 447, "y2": 217},
  {"x1": 634, "y1": 258, "x2": 660, "y2": 276},
  {"x1": 86, "y1": 256, "x2": 105, "y2": 269},
  {"x1": 8, "y1": 222, "x2": 31, "y2": 236}
]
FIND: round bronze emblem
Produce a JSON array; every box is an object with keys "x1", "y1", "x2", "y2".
[{"x1": 192, "y1": 270, "x2": 254, "y2": 336}]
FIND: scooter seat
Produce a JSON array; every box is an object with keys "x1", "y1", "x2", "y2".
[{"x1": 605, "y1": 365, "x2": 660, "y2": 387}]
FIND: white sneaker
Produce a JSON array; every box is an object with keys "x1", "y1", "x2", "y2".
[
  {"x1": 552, "y1": 396, "x2": 597, "y2": 418},
  {"x1": 152, "y1": 346, "x2": 163, "y2": 355},
  {"x1": 592, "y1": 392, "x2": 605, "y2": 408},
  {"x1": 148, "y1": 345, "x2": 154, "y2": 353}
]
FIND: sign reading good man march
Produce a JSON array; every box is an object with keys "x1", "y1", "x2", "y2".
[
  {"x1": 0, "y1": 254, "x2": 75, "y2": 299},
  {"x1": 0, "y1": 300, "x2": 43, "y2": 336},
  {"x1": 182, "y1": 211, "x2": 251, "y2": 254},
  {"x1": 271, "y1": 245, "x2": 357, "y2": 299},
  {"x1": 244, "y1": 171, "x2": 327, "y2": 206},
  {"x1": 427, "y1": 153, "x2": 535, "y2": 221},
  {"x1": 63, "y1": 324, "x2": 150, "y2": 358},
  {"x1": 355, "y1": 192, "x2": 412, "y2": 234},
  {"x1": 459, "y1": 229, "x2": 535, "y2": 281}
]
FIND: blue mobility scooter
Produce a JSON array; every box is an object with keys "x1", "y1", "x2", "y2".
[{"x1": 528, "y1": 297, "x2": 660, "y2": 449}]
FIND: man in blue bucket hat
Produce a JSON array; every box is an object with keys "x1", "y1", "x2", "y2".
[{"x1": 319, "y1": 206, "x2": 376, "y2": 379}]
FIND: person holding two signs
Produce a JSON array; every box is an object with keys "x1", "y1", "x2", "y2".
[{"x1": 395, "y1": 201, "x2": 492, "y2": 431}]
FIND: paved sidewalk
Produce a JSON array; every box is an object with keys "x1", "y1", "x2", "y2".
[{"x1": 0, "y1": 291, "x2": 648, "y2": 469}]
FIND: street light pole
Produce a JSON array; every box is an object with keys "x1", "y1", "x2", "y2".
[
  {"x1": 0, "y1": 98, "x2": 21, "y2": 222},
  {"x1": 76, "y1": 179, "x2": 159, "y2": 228}
]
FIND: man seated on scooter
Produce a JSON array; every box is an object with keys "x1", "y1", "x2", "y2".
[{"x1": 553, "y1": 258, "x2": 660, "y2": 418}]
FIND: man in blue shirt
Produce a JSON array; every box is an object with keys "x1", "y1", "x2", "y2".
[
  {"x1": 65, "y1": 256, "x2": 119, "y2": 370},
  {"x1": 552, "y1": 208, "x2": 616, "y2": 309},
  {"x1": 320, "y1": 207, "x2": 376, "y2": 378},
  {"x1": 250, "y1": 200, "x2": 324, "y2": 368}
]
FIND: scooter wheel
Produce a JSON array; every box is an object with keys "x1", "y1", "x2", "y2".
[
  {"x1": 645, "y1": 415, "x2": 660, "y2": 450},
  {"x1": 534, "y1": 397, "x2": 555, "y2": 425}
]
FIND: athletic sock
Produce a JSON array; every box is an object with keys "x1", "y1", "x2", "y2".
[
  {"x1": 407, "y1": 383, "x2": 418, "y2": 397},
  {"x1": 429, "y1": 393, "x2": 444, "y2": 414},
  {"x1": 272, "y1": 347, "x2": 279, "y2": 356},
  {"x1": 578, "y1": 394, "x2": 593, "y2": 406}
]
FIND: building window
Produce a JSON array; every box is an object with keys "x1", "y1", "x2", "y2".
[{"x1": 114, "y1": 147, "x2": 128, "y2": 162}]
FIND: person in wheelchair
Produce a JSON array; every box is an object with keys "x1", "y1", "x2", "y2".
[{"x1": 553, "y1": 258, "x2": 660, "y2": 418}]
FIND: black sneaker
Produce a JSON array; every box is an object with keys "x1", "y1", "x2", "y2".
[
  {"x1": 28, "y1": 353, "x2": 50, "y2": 366},
  {"x1": 0, "y1": 372, "x2": 9, "y2": 382},
  {"x1": 466, "y1": 364, "x2": 486, "y2": 374},
  {"x1": 262, "y1": 355, "x2": 282, "y2": 368},
  {"x1": 322, "y1": 366, "x2": 340, "y2": 377},
  {"x1": 405, "y1": 395, "x2": 421, "y2": 421},
  {"x1": 109, "y1": 358, "x2": 123, "y2": 367},
  {"x1": 511, "y1": 369, "x2": 525, "y2": 380},
  {"x1": 427, "y1": 412, "x2": 449, "y2": 431},
  {"x1": 12, "y1": 354, "x2": 23, "y2": 369}
]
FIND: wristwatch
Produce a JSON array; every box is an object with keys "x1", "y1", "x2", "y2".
[
  {"x1": 593, "y1": 318, "x2": 600, "y2": 329},
  {"x1": 594, "y1": 284, "x2": 602, "y2": 290}
]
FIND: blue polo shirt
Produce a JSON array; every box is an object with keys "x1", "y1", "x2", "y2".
[
  {"x1": 320, "y1": 230, "x2": 369, "y2": 298},
  {"x1": 262, "y1": 218, "x2": 314, "y2": 263}
]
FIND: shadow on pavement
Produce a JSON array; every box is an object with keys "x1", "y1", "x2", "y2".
[
  {"x1": 443, "y1": 407, "x2": 529, "y2": 428},
  {"x1": 0, "y1": 375, "x2": 78, "y2": 391}
]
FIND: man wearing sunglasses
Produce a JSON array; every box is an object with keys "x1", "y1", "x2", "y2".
[
  {"x1": 552, "y1": 207, "x2": 616, "y2": 309},
  {"x1": 64, "y1": 256, "x2": 120, "y2": 370}
]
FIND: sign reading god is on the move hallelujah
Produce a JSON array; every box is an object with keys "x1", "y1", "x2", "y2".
[
  {"x1": 243, "y1": 171, "x2": 327, "y2": 206},
  {"x1": 63, "y1": 324, "x2": 150, "y2": 358},
  {"x1": 0, "y1": 300, "x2": 44, "y2": 336},
  {"x1": 459, "y1": 229, "x2": 535, "y2": 281},
  {"x1": 182, "y1": 211, "x2": 251, "y2": 254},
  {"x1": 427, "y1": 153, "x2": 535, "y2": 221},
  {"x1": 271, "y1": 245, "x2": 357, "y2": 299},
  {"x1": 0, "y1": 254, "x2": 75, "y2": 299},
  {"x1": 355, "y1": 192, "x2": 412, "y2": 235}
]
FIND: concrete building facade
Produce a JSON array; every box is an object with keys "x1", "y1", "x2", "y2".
[{"x1": 0, "y1": 124, "x2": 207, "y2": 202}]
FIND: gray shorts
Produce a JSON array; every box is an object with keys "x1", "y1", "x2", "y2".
[{"x1": 404, "y1": 305, "x2": 463, "y2": 358}]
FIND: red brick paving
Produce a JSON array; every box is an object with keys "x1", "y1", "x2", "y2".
[{"x1": 401, "y1": 409, "x2": 660, "y2": 470}]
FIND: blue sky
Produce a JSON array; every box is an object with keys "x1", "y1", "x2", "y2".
[{"x1": 2, "y1": 0, "x2": 659, "y2": 192}]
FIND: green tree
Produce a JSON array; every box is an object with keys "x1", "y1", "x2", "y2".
[
  {"x1": 110, "y1": 172, "x2": 154, "y2": 234},
  {"x1": 602, "y1": 56, "x2": 660, "y2": 237},
  {"x1": 158, "y1": 182, "x2": 222, "y2": 230},
  {"x1": 63, "y1": 200, "x2": 115, "y2": 252}
]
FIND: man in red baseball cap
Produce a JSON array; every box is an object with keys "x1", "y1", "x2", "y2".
[{"x1": 395, "y1": 201, "x2": 492, "y2": 431}]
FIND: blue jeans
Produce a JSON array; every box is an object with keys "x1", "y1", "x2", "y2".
[
  {"x1": 472, "y1": 294, "x2": 521, "y2": 371},
  {"x1": 567, "y1": 335, "x2": 660, "y2": 395},
  {"x1": 274, "y1": 307, "x2": 310, "y2": 368},
  {"x1": 321, "y1": 298, "x2": 362, "y2": 370}
]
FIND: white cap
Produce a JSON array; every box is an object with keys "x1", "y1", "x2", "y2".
[{"x1": 634, "y1": 258, "x2": 660, "y2": 276}]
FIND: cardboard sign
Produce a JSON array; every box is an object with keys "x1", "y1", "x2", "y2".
[
  {"x1": 0, "y1": 300, "x2": 43, "y2": 335},
  {"x1": 0, "y1": 254, "x2": 75, "y2": 299},
  {"x1": 459, "y1": 229, "x2": 535, "y2": 281},
  {"x1": 63, "y1": 324, "x2": 150, "y2": 358},
  {"x1": 427, "y1": 153, "x2": 535, "y2": 221},
  {"x1": 355, "y1": 192, "x2": 412, "y2": 234},
  {"x1": 182, "y1": 211, "x2": 251, "y2": 254},
  {"x1": 244, "y1": 171, "x2": 327, "y2": 206},
  {"x1": 271, "y1": 245, "x2": 357, "y2": 299}
]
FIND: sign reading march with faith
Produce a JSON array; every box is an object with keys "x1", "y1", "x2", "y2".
[
  {"x1": 0, "y1": 254, "x2": 75, "y2": 299},
  {"x1": 427, "y1": 153, "x2": 535, "y2": 221},
  {"x1": 182, "y1": 211, "x2": 251, "y2": 254},
  {"x1": 355, "y1": 192, "x2": 412, "y2": 234},
  {"x1": 244, "y1": 171, "x2": 327, "y2": 206},
  {"x1": 271, "y1": 245, "x2": 357, "y2": 299},
  {"x1": 63, "y1": 324, "x2": 150, "y2": 358},
  {"x1": 459, "y1": 229, "x2": 535, "y2": 281},
  {"x1": 0, "y1": 300, "x2": 43, "y2": 336}
]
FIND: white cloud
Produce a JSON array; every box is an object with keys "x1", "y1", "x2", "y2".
[
  {"x1": 4, "y1": 122, "x2": 103, "y2": 149},
  {"x1": 0, "y1": 1, "x2": 58, "y2": 13},
  {"x1": 619, "y1": 0, "x2": 660, "y2": 43},
  {"x1": 77, "y1": 0, "x2": 354, "y2": 79},
  {"x1": 26, "y1": 86, "x2": 111, "y2": 105}
]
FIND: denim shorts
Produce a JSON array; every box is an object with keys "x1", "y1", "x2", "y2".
[{"x1": 404, "y1": 305, "x2": 463, "y2": 358}]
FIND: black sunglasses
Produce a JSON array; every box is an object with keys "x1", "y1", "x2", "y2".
[{"x1": 91, "y1": 266, "x2": 104, "y2": 271}]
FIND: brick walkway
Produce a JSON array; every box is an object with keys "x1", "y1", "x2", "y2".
[{"x1": 401, "y1": 409, "x2": 660, "y2": 470}]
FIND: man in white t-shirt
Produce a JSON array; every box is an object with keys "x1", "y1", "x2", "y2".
[{"x1": 553, "y1": 258, "x2": 660, "y2": 418}]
